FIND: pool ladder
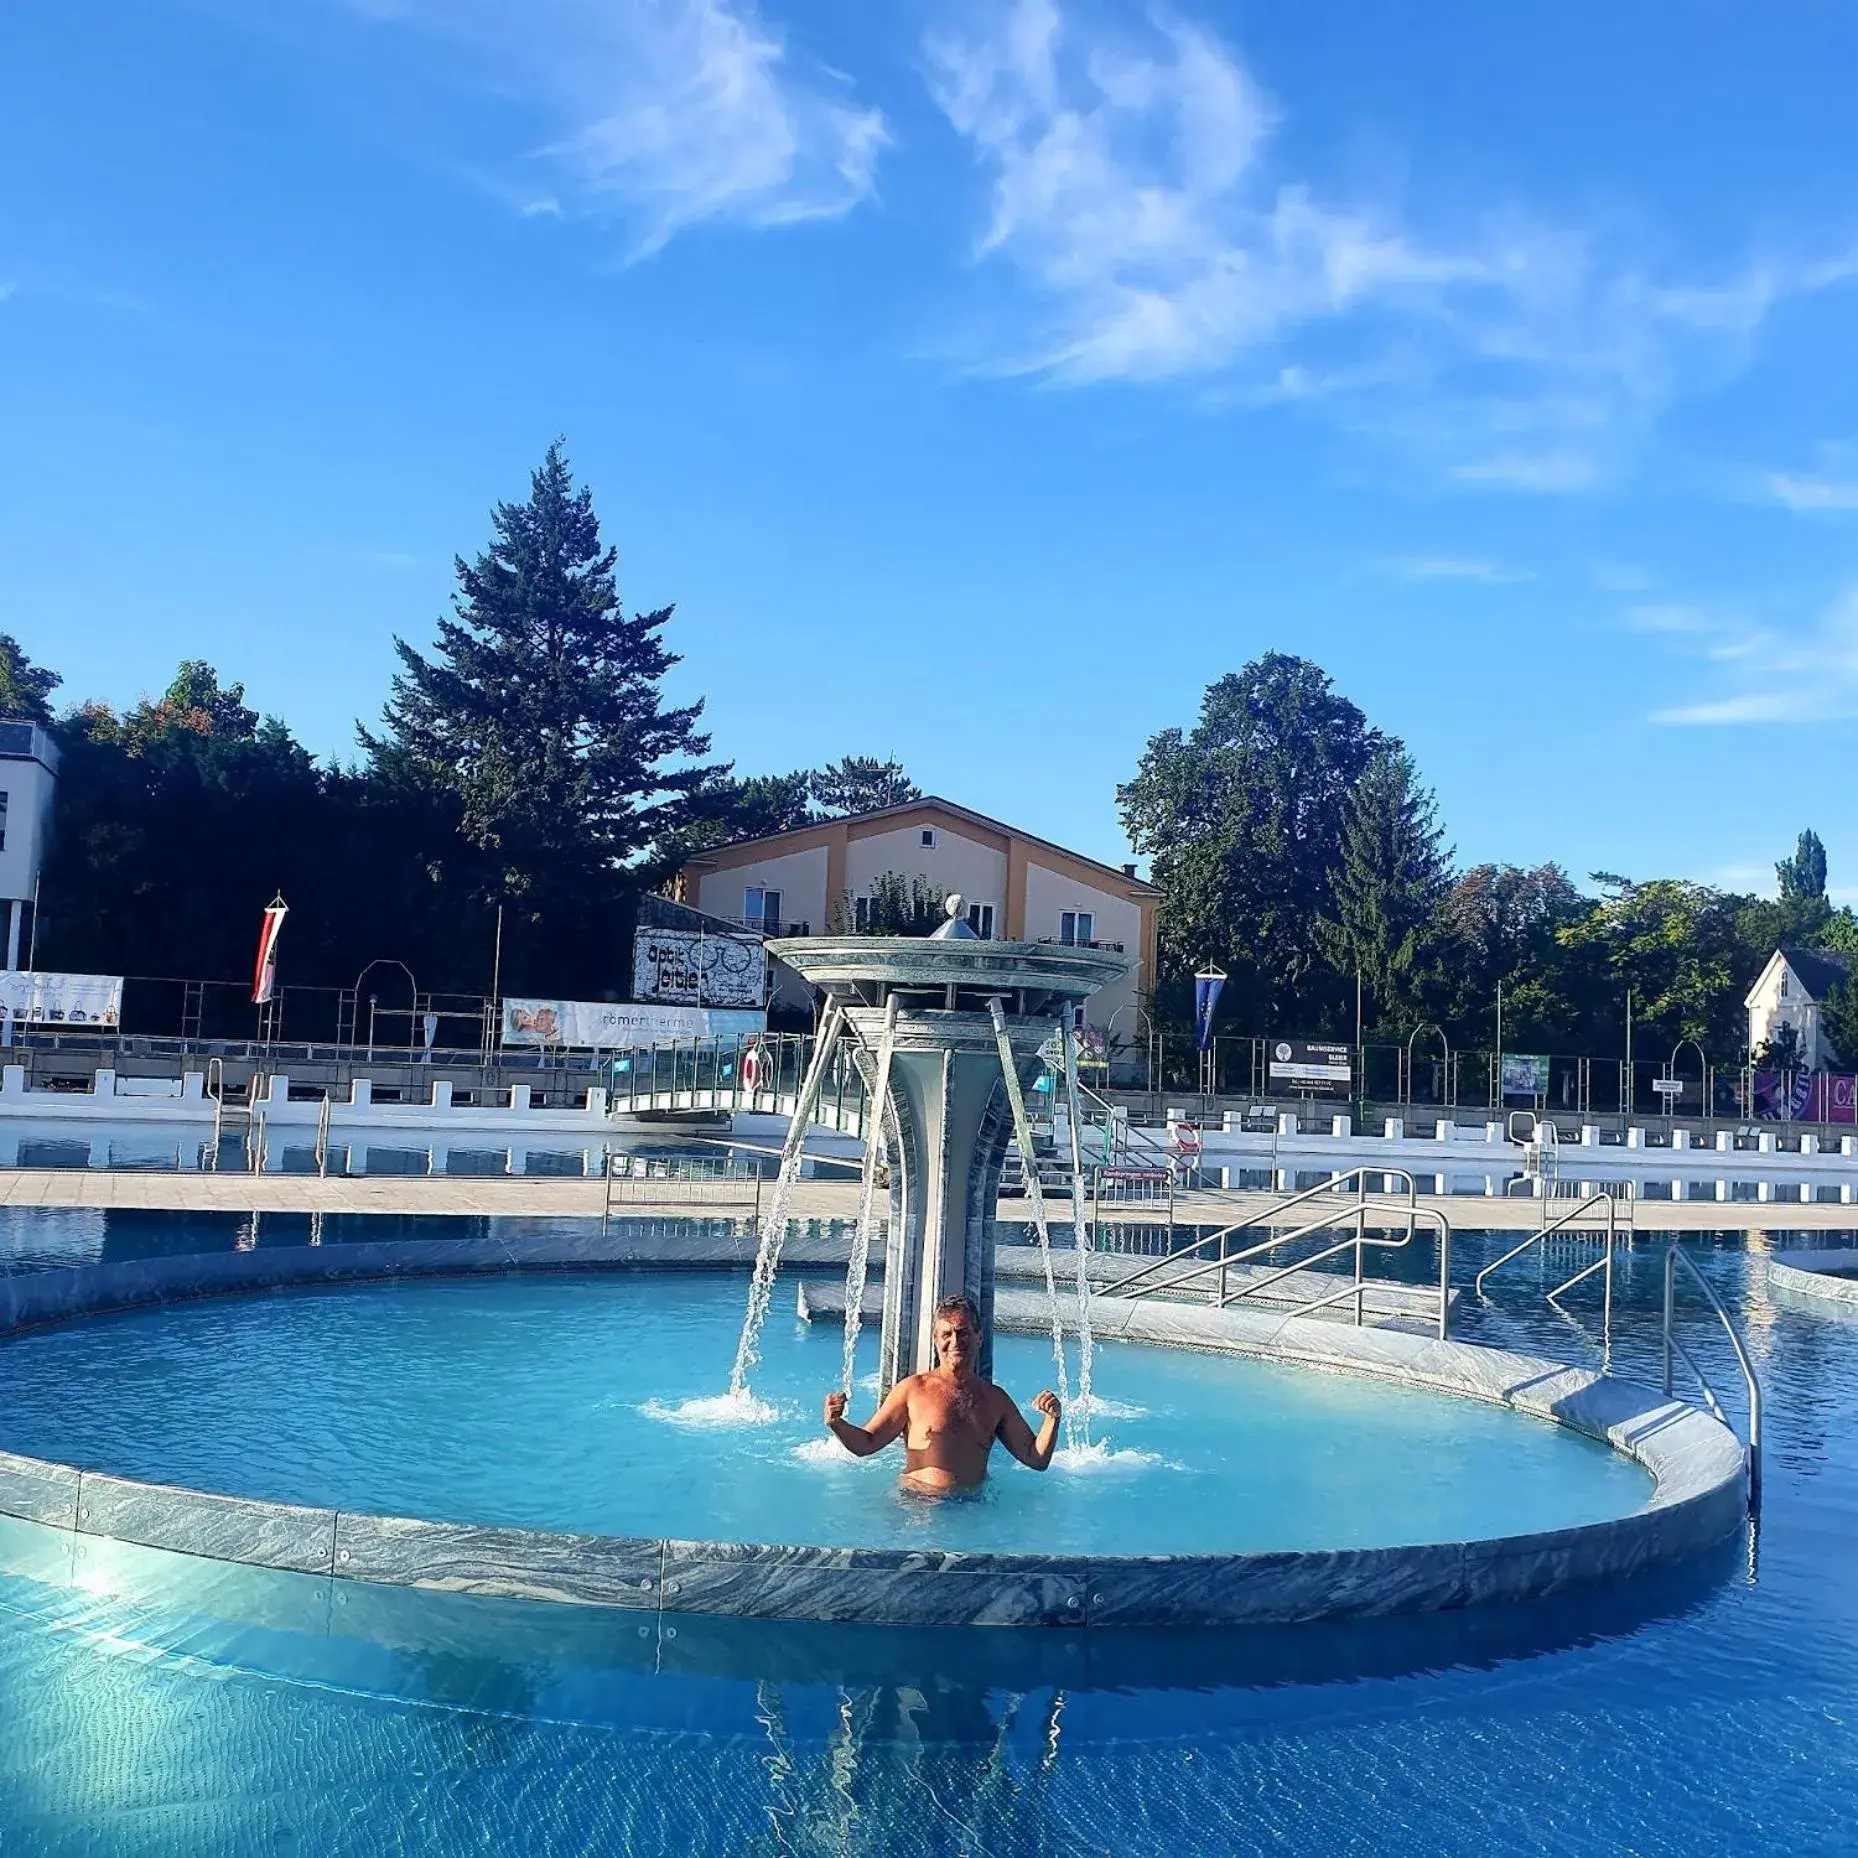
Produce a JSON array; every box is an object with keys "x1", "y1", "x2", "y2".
[
  {"x1": 1101, "y1": 1167, "x2": 1455, "y2": 1340},
  {"x1": 1477, "y1": 1197, "x2": 1761, "y2": 1517}
]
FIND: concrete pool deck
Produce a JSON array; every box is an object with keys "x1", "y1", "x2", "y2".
[
  {"x1": 0, "y1": 1238, "x2": 1749, "y2": 1629},
  {"x1": 1, "y1": 1165, "x2": 1855, "y2": 1230}
]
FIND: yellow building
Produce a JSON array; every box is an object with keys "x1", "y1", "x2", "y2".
[{"x1": 673, "y1": 796, "x2": 1158, "y2": 1033}]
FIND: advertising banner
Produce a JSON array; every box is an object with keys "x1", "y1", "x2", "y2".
[
  {"x1": 1755, "y1": 1071, "x2": 1858, "y2": 1123},
  {"x1": 631, "y1": 927, "x2": 767, "y2": 1008},
  {"x1": 1267, "y1": 1039, "x2": 1352, "y2": 1090},
  {"x1": 1499, "y1": 1053, "x2": 1550, "y2": 1099},
  {"x1": 252, "y1": 897, "x2": 288, "y2": 1004},
  {"x1": 502, "y1": 998, "x2": 765, "y2": 1050},
  {"x1": 0, "y1": 970, "x2": 123, "y2": 1028}
]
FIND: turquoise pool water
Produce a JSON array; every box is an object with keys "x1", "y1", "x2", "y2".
[
  {"x1": 0, "y1": 1272, "x2": 1647, "y2": 1554},
  {"x1": 0, "y1": 1224, "x2": 1850, "y2": 1855}
]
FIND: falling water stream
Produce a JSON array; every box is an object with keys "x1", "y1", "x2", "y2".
[
  {"x1": 726, "y1": 1004, "x2": 846, "y2": 1404},
  {"x1": 1059, "y1": 1022, "x2": 1098, "y2": 1425},
  {"x1": 841, "y1": 998, "x2": 899, "y2": 1395},
  {"x1": 987, "y1": 999, "x2": 1081, "y2": 1450}
]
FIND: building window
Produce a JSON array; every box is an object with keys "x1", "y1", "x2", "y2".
[
  {"x1": 920, "y1": 828, "x2": 938, "y2": 849},
  {"x1": 966, "y1": 901, "x2": 996, "y2": 938},
  {"x1": 1060, "y1": 910, "x2": 1094, "y2": 946},
  {"x1": 744, "y1": 886, "x2": 782, "y2": 932},
  {"x1": 0, "y1": 790, "x2": 8, "y2": 854},
  {"x1": 1780, "y1": 972, "x2": 1790, "y2": 999}
]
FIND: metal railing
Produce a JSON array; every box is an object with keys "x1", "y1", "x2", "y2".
[
  {"x1": 1664, "y1": 1243, "x2": 1763, "y2": 1516},
  {"x1": 1103, "y1": 1167, "x2": 1453, "y2": 1340},
  {"x1": 601, "y1": 1150, "x2": 766, "y2": 1234},
  {"x1": 1475, "y1": 1191, "x2": 1620, "y2": 1367}
]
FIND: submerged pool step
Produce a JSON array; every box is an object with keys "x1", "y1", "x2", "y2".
[
  {"x1": 795, "y1": 1251, "x2": 1452, "y2": 1332},
  {"x1": 993, "y1": 1246, "x2": 1452, "y2": 1327}
]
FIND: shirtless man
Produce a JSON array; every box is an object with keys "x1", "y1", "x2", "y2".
[{"x1": 822, "y1": 1292, "x2": 1061, "y2": 1491}]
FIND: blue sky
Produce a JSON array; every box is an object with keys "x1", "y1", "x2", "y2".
[{"x1": 7, "y1": 0, "x2": 1858, "y2": 896}]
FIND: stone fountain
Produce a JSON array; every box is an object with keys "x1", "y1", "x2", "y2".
[{"x1": 770, "y1": 899, "x2": 1130, "y2": 1392}]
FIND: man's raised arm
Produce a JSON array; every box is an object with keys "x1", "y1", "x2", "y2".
[
  {"x1": 996, "y1": 1390, "x2": 1061, "y2": 1471},
  {"x1": 823, "y1": 1380, "x2": 910, "y2": 1458}
]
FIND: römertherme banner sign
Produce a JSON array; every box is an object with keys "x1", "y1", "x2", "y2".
[
  {"x1": 0, "y1": 970, "x2": 123, "y2": 1028},
  {"x1": 1267, "y1": 1039, "x2": 1352, "y2": 1089},
  {"x1": 502, "y1": 998, "x2": 765, "y2": 1050},
  {"x1": 631, "y1": 926, "x2": 767, "y2": 1008}
]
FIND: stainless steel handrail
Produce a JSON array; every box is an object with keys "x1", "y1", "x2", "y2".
[
  {"x1": 1663, "y1": 1242, "x2": 1763, "y2": 1516},
  {"x1": 1108, "y1": 1167, "x2": 1453, "y2": 1340},
  {"x1": 1109, "y1": 1167, "x2": 1422, "y2": 1299},
  {"x1": 1474, "y1": 1191, "x2": 1618, "y2": 1368}
]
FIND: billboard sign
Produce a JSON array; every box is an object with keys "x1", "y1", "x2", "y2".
[
  {"x1": 631, "y1": 927, "x2": 766, "y2": 1008},
  {"x1": 1268, "y1": 1039, "x2": 1352, "y2": 1090},
  {"x1": 1499, "y1": 1053, "x2": 1550, "y2": 1099},
  {"x1": 1754, "y1": 1071, "x2": 1857, "y2": 1124},
  {"x1": 0, "y1": 971, "x2": 122, "y2": 1028},
  {"x1": 502, "y1": 999, "x2": 765, "y2": 1050}
]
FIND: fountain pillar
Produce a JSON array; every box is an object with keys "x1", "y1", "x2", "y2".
[{"x1": 772, "y1": 900, "x2": 1131, "y2": 1394}]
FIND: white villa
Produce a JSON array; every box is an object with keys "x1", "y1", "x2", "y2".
[{"x1": 1745, "y1": 947, "x2": 1853, "y2": 1069}]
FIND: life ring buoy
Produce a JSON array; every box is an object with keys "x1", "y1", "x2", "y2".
[{"x1": 740, "y1": 1046, "x2": 763, "y2": 1093}]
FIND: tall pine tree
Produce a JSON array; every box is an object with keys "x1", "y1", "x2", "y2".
[
  {"x1": 364, "y1": 444, "x2": 720, "y2": 933},
  {"x1": 811, "y1": 755, "x2": 920, "y2": 816},
  {"x1": 1118, "y1": 653, "x2": 1387, "y2": 1029},
  {"x1": 1318, "y1": 747, "x2": 1450, "y2": 1032}
]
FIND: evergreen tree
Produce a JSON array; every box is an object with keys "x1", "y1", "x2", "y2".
[
  {"x1": 0, "y1": 634, "x2": 60, "y2": 722},
  {"x1": 1778, "y1": 828, "x2": 1829, "y2": 902},
  {"x1": 1318, "y1": 748, "x2": 1450, "y2": 1031},
  {"x1": 684, "y1": 769, "x2": 816, "y2": 846},
  {"x1": 364, "y1": 443, "x2": 720, "y2": 909},
  {"x1": 811, "y1": 755, "x2": 920, "y2": 816},
  {"x1": 1118, "y1": 652, "x2": 1387, "y2": 1030}
]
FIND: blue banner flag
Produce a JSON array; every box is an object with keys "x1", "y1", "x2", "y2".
[{"x1": 1193, "y1": 967, "x2": 1226, "y2": 1051}]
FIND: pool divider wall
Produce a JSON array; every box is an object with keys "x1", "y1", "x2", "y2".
[
  {"x1": 1767, "y1": 1249, "x2": 1858, "y2": 1309},
  {"x1": 0, "y1": 1239, "x2": 1749, "y2": 1628}
]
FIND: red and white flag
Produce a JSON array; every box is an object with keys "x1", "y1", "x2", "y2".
[{"x1": 252, "y1": 897, "x2": 288, "y2": 1004}]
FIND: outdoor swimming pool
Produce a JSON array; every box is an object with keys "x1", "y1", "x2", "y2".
[
  {"x1": 0, "y1": 1273, "x2": 1649, "y2": 1555},
  {"x1": 0, "y1": 1224, "x2": 1847, "y2": 1854}
]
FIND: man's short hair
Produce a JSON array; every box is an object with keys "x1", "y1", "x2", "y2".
[{"x1": 933, "y1": 1292, "x2": 981, "y2": 1330}]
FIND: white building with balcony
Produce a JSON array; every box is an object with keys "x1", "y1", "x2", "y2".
[
  {"x1": 672, "y1": 796, "x2": 1158, "y2": 1034},
  {"x1": 0, "y1": 721, "x2": 58, "y2": 970}
]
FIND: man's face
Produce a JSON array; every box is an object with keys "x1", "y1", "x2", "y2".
[{"x1": 934, "y1": 1312, "x2": 978, "y2": 1370}]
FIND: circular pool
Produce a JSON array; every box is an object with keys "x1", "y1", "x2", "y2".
[
  {"x1": 0, "y1": 1249, "x2": 1748, "y2": 1627},
  {"x1": 0, "y1": 1273, "x2": 1650, "y2": 1555}
]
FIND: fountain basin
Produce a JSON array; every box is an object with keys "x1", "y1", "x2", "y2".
[{"x1": 0, "y1": 1246, "x2": 1745, "y2": 1627}]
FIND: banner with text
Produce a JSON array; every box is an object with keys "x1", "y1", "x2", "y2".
[
  {"x1": 1754, "y1": 1070, "x2": 1857, "y2": 1123},
  {"x1": 631, "y1": 927, "x2": 767, "y2": 1008},
  {"x1": 0, "y1": 970, "x2": 123, "y2": 1028},
  {"x1": 502, "y1": 998, "x2": 765, "y2": 1050},
  {"x1": 1268, "y1": 1039, "x2": 1352, "y2": 1091}
]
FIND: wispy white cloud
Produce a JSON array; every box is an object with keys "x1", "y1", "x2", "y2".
[
  {"x1": 924, "y1": 0, "x2": 1479, "y2": 384},
  {"x1": 343, "y1": 0, "x2": 885, "y2": 253},
  {"x1": 1649, "y1": 585, "x2": 1858, "y2": 725},
  {"x1": 1623, "y1": 603, "x2": 1712, "y2": 634},
  {"x1": 1380, "y1": 556, "x2": 1531, "y2": 583},
  {"x1": 1768, "y1": 472, "x2": 1858, "y2": 513},
  {"x1": 1450, "y1": 452, "x2": 1599, "y2": 494},
  {"x1": 1593, "y1": 562, "x2": 1655, "y2": 593},
  {"x1": 922, "y1": 0, "x2": 1858, "y2": 488}
]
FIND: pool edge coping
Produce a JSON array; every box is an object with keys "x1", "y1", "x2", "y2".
[{"x1": 1767, "y1": 1248, "x2": 1858, "y2": 1308}]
